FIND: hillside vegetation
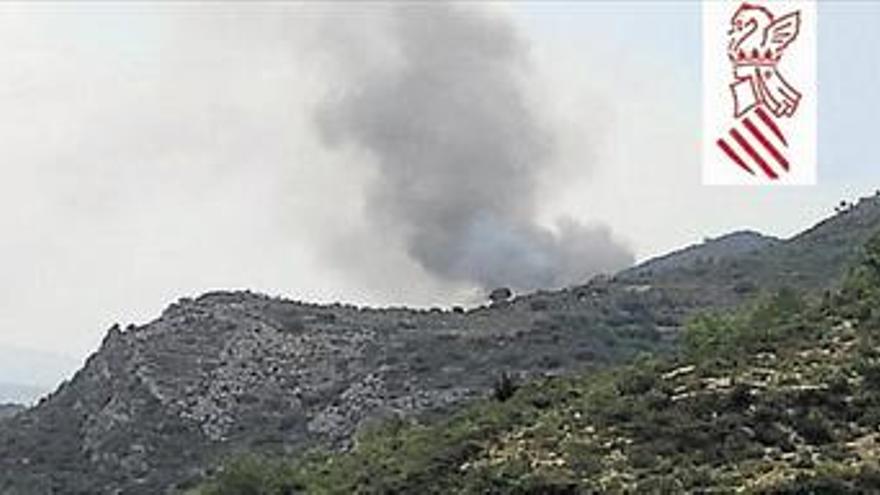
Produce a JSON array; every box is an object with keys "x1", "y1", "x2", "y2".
[{"x1": 198, "y1": 233, "x2": 880, "y2": 494}]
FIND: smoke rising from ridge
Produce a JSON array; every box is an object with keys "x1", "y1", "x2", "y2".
[{"x1": 318, "y1": 4, "x2": 634, "y2": 291}]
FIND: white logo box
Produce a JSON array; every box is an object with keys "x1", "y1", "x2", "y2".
[{"x1": 702, "y1": 0, "x2": 817, "y2": 186}]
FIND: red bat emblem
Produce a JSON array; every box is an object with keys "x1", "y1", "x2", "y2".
[{"x1": 727, "y1": 3, "x2": 801, "y2": 118}]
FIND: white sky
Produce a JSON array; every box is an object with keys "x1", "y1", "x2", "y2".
[{"x1": 0, "y1": 2, "x2": 878, "y2": 386}]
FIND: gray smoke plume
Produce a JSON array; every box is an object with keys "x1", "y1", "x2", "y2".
[{"x1": 317, "y1": 3, "x2": 633, "y2": 291}]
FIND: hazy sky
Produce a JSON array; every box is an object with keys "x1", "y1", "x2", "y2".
[{"x1": 0, "y1": 2, "x2": 878, "y2": 386}]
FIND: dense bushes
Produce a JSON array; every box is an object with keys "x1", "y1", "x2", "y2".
[
  {"x1": 682, "y1": 287, "x2": 808, "y2": 361},
  {"x1": 198, "y1": 456, "x2": 299, "y2": 495}
]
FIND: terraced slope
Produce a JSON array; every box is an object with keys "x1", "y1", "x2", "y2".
[{"x1": 200, "y1": 233, "x2": 880, "y2": 494}]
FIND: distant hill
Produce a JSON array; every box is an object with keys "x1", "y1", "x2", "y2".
[
  {"x1": 3, "y1": 194, "x2": 880, "y2": 493},
  {"x1": 0, "y1": 345, "x2": 79, "y2": 403},
  {"x1": 0, "y1": 383, "x2": 48, "y2": 405},
  {"x1": 200, "y1": 231, "x2": 880, "y2": 493},
  {"x1": 619, "y1": 194, "x2": 880, "y2": 306},
  {"x1": 0, "y1": 404, "x2": 25, "y2": 421},
  {"x1": 623, "y1": 230, "x2": 781, "y2": 278}
]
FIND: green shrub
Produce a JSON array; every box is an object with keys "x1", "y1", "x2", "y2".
[
  {"x1": 493, "y1": 372, "x2": 519, "y2": 402},
  {"x1": 683, "y1": 288, "x2": 808, "y2": 361},
  {"x1": 199, "y1": 455, "x2": 298, "y2": 495},
  {"x1": 791, "y1": 410, "x2": 834, "y2": 445}
]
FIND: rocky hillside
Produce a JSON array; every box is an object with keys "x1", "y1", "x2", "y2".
[
  {"x1": 0, "y1": 286, "x2": 686, "y2": 494},
  {"x1": 2, "y1": 194, "x2": 880, "y2": 494},
  {"x1": 199, "y1": 232, "x2": 880, "y2": 494}
]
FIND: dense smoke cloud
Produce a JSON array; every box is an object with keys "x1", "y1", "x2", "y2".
[{"x1": 318, "y1": 3, "x2": 633, "y2": 291}]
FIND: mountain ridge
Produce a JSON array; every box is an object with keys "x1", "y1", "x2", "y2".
[
  {"x1": 623, "y1": 230, "x2": 781, "y2": 279},
  {"x1": 3, "y1": 194, "x2": 880, "y2": 493}
]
